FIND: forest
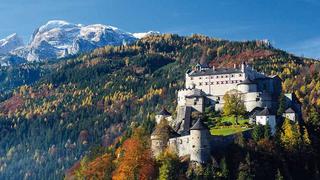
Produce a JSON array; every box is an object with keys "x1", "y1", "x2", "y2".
[{"x1": 0, "y1": 34, "x2": 320, "y2": 179}]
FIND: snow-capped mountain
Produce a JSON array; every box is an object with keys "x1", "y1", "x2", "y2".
[
  {"x1": 0, "y1": 20, "x2": 160, "y2": 64},
  {"x1": 133, "y1": 31, "x2": 160, "y2": 39},
  {"x1": 11, "y1": 20, "x2": 138, "y2": 62},
  {"x1": 0, "y1": 33, "x2": 24, "y2": 54}
]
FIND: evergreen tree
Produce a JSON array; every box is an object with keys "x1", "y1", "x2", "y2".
[
  {"x1": 264, "y1": 123, "x2": 272, "y2": 139},
  {"x1": 252, "y1": 124, "x2": 264, "y2": 141},
  {"x1": 277, "y1": 93, "x2": 286, "y2": 116}
]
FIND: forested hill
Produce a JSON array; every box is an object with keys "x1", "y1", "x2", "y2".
[{"x1": 0, "y1": 34, "x2": 320, "y2": 179}]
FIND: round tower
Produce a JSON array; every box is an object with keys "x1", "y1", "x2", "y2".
[
  {"x1": 189, "y1": 119, "x2": 211, "y2": 163},
  {"x1": 237, "y1": 78, "x2": 257, "y2": 93},
  {"x1": 151, "y1": 122, "x2": 179, "y2": 157}
]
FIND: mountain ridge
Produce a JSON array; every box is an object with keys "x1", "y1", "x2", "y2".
[{"x1": 0, "y1": 20, "x2": 161, "y2": 64}]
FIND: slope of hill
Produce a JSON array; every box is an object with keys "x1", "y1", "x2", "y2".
[{"x1": 0, "y1": 34, "x2": 319, "y2": 179}]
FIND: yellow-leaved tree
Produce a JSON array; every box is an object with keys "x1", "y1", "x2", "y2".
[{"x1": 222, "y1": 90, "x2": 246, "y2": 124}]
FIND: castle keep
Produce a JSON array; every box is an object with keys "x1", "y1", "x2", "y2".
[{"x1": 151, "y1": 63, "x2": 301, "y2": 164}]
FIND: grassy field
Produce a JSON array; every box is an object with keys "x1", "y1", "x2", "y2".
[
  {"x1": 208, "y1": 115, "x2": 251, "y2": 136},
  {"x1": 210, "y1": 126, "x2": 251, "y2": 136},
  {"x1": 220, "y1": 116, "x2": 249, "y2": 125}
]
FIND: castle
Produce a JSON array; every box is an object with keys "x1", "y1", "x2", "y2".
[{"x1": 151, "y1": 63, "x2": 301, "y2": 164}]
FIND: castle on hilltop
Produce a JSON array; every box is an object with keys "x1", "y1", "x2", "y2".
[{"x1": 151, "y1": 63, "x2": 301, "y2": 164}]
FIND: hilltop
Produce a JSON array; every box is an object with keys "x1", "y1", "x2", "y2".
[{"x1": 0, "y1": 34, "x2": 320, "y2": 179}]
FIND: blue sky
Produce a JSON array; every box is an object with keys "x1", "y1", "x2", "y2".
[{"x1": 0, "y1": 0, "x2": 319, "y2": 58}]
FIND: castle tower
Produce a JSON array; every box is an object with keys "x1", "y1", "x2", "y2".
[
  {"x1": 237, "y1": 78, "x2": 257, "y2": 93},
  {"x1": 189, "y1": 119, "x2": 211, "y2": 163},
  {"x1": 155, "y1": 108, "x2": 172, "y2": 124},
  {"x1": 151, "y1": 122, "x2": 180, "y2": 157}
]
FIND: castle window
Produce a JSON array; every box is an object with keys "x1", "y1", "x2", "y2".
[
  {"x1": 221, "y1": 81, "x2": 224, "y2": 84},
  {"x1": 225, "y1": 75, "x2": 228, "y2": 78},
  {"x1": 187, "y1": 138, "x2": 189, "y2": 143},
  {"x1": 191, "y1": 77, "x2": 193, "y2": 80},
  {"x1": 211, "y1": 82, "x2": 214, "y2": 85},
  {"x1": 216, "y1": 76, "x2": 219, "y2": 78},
  {"x1": 211, "y1": 76, "x2": 214, "y2": 79},
  {"x1": 205, "y1": 82, "x2": 208, "y2": 85},
  {"x1": 194, "y1": 102, "x2": 197, "y2": 105},
  {"x1": 199, "y1": 83, "x2": 202, "y2": 86},
  {"x1": 217, "y1": 82, "x2": 219, "y2": 84},
  {"x1": 192, "y1": 145, "x2": 195, "y2": 148},
  {"x1": 199, "y1": 77, "x2": 202, "y2": 79},
  {"x1": 256, "y1": 98, "x2": 260, "y2": 101},
  {"x1": 180, "y1": 139, "x2": 183, "y2": 144},
  {"x1": 226, "y1": 81, "x2": 228, "y2": 84},
  {"x1": 239, "y1": 74, "x2": 242, "y2": 77},
  {"x1": 231, "y1": 75, "x2": 234, "y2": 77}
]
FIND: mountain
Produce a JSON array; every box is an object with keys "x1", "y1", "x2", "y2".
[
  {"x1": 0, "y1": 34, "x2": 320, "y2": 179},
  {"x1": 11, "y1": 20, "x2": 137, "y2": 62},
  {"x1": 0, "y1": 33, "x2": 24, "y2": 54},
  {"x1": 133, "y1": 31, "x2": 160, "y2": 39}
]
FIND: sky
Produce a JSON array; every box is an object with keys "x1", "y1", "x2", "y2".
[{"x1": 0, "y1": 0, "x2": 319, "y2": 58}]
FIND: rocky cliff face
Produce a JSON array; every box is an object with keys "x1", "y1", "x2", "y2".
[
  {"x1": 0, "y1": 33, "x2": 24, "y2": 55},
  {"x1": 11, "y1": 20, "x2": 137, "y2": 62}
]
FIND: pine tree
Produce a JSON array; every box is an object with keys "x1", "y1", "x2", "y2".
[
  {"x1": 252, "y1": 124, "x2": 264, "y2": 141},
  {"x1": 264, "y1": 123, "x2": 272, "y2": 139},
  {"x1": 277, "y1": 93, "x2": 286, "y2": 116}
]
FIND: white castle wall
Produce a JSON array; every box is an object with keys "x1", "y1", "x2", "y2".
[
  {"x1": 185, "y1": 65, "x2": 265, "y2": 97},
  {"x1": 186, "y1": 73, "x2": 245, "y2": 96},
  {"x1": 178, "y1": 89, "x2": 202, "y2": 106},
  {"x1": 190, "y1": 129, "x2": 211, "y2": 163},
  {"x1": 237, "y1": 83, "x2": 257, "y2": 93},
  {"x1": 168, "y1": 136, "x2": 191, "y2": 157},
  {"x1": 214, "y1": 92, "x2": 273, "y2": 112},
  {"x1": 185, "y1": 97, "x2": 204, "y2": 113}
]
